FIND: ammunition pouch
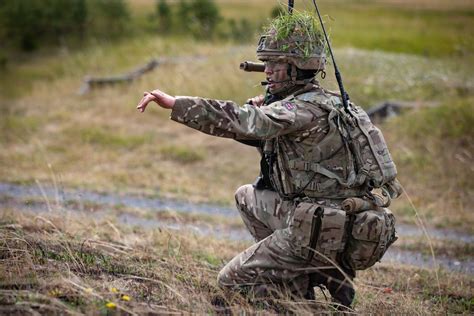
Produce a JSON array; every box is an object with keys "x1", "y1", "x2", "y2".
[
  {"x1": 290, "y1": 201, "x2": 397, "y2": 271},
  {"x1": 290, "y1": 202, "x2": 347, "y2": 265},
  {"x1": 343, "y1": 207, "x2": 397, "y2": 270}
]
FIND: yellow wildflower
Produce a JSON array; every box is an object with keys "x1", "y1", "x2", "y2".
[
  {"x1": 105, "y1": 302, "x2": 116, "y2": 309},
  {"x1": 110, "y1": 287, "x2": 119, "y2": 293},
  {"x1": 48, "y1": 289, "x2": 61, "y2": 297},
  {"x1": 121, "y1": 294, "x2": 130, "y2": 301}
]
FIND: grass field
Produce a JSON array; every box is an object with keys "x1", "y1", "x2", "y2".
[
  {"x1": 0, "y1": 208, "x2": 472, "y2": 314},
  {"x1": 0, "y1": 0, "x2": 473, "y2": 313},
  {"x1": 130, "y1": 0, "x2": 474, "y2": 57},
  {"x1": 1, "y1": 37, "x2": 472, "y2": 230}
]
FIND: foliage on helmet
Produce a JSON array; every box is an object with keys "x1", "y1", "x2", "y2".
[{"x1": 257, "y1": 11, "x2": 327, "y2": 70}]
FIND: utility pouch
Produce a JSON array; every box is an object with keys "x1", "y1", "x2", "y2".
[
  {"x1": 314, "y1": 206, "x2": 347, "y2": 264},
  {"x1": 344, "y1": 208, "x2": 397, "y2": 270},
  {"x1": 289, "y1": 202, "x2": 347, "y2": 263},
  {"x1": 289, "y1": 202, "x2": 321, "y2": 259}
]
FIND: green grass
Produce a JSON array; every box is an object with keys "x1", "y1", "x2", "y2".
[
  {"x1": 0, "y1": 0, "x2": 471, "y2": 104},
  {"x1": 384, "y1": 98, "x2": 474, "y2": 232},
  {"x1": 321, "y1": 2, "x2": 473, "y2": 57},
  {"x1": 403, "y1": 98, "x2": 474, "y2": 139},
  {"x1": 66, "y1": 126, "x2": 151, "y2": 149},
  {"x1": 160, "y1": 145, "x2": 205, "y2": 163}
]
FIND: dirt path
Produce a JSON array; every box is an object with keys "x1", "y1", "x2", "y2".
[{"x1": 1, "y1": 182, "x2": 472, "y2": 275}]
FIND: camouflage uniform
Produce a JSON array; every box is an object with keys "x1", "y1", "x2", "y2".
[{"x1": 170, "y1": 83, "x2": 360, "y2": 305}]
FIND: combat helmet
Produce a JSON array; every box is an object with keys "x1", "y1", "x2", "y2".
[{"x1": 257, "y1": 11, "x2": 327, "y2": 72}]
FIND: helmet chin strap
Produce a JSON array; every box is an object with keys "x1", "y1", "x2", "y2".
[{"x1": 262, "y1": 64, "x2": 315, "y2": 96}]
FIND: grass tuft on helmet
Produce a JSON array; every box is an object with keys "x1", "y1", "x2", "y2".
[{"x1": 257, "y1": 11, "x2": 328, "y2": 71}]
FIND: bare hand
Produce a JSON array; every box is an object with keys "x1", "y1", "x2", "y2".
[
  {"x1": 247, "y1": 95, "x2": 264, "y2": 107},
  {"x1": 136, "y1": 89, "x2": 176, "y2": 112}
]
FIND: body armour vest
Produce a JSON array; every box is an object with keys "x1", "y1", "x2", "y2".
[{"x1": 267, "y1": 86, "x2": 398, "y2": 200}]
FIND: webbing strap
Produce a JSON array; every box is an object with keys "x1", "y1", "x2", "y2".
[
  {"x1": 290, "y1": 160, "x2": 345, "y2": 183},
  {"x1": 289, "y1": 159, "x2": 364, "y2": 188},
  {"x1": 354, "y1": 115, "x2": 385, "y2": 179},
  {"x1": 304, "y1": 186, "x2": 365, "y2": 198}
]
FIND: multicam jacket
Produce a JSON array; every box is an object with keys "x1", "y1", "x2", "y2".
[{"x1": 171, "y1": 84, "x2": 368, "y2": 199}]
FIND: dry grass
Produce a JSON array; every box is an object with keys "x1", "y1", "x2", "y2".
[
  {"x1": 0, "y1": 207, "x2": 472, "y2": 314},
  {"x1": 383, "y1": 98, "x2": 474, "y2": 233},
  {"x1": 1, "y1": 1, "x2": 473, "y2": 314},
  {"x1": 1, "y1": 39, "x2": 472, "y2": 231},
  {"x1": 0, "y1": 1, "x2": 473, "y2": 234},
  {"x1": 0, "y1": 39, "x2": 262, "y2": 204}
]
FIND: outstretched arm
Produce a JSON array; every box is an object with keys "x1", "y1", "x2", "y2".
[
  {"x1": 137, "y1": 90, "x2": 324, "y2": 140},
  {"x1": 136, "y1": 89, "x2": 176, "y2": 112}
]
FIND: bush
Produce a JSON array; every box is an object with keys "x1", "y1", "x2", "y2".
[
  {"x1": 0, "y1": 0, "x2": 87, "y2": 51},
  {"x1": 86, "y1": 0, "x2": 130, "y2": 39},
  {"x1": 227, "y1": 18, "x2": 255, "y2": 43},
  {"x1": 176, "y1": 0, "x2": 192, "y2": 33},
  {"x1": 0, "y1": 0, "x2": 129, "y2": 51},
  {"x1": 176, "y1": 0, "x2": 220, "y2": 38},
  {"x1": 190, "y1": 0, "x2": 221, "y2": 38},
  {"x1": 156, "y1": 0, "x2": 172, "y2": 32}
]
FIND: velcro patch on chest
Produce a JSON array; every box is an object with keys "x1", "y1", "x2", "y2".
[{"x1": 283, "y1": 101, "x2": 296, "y2": 111}]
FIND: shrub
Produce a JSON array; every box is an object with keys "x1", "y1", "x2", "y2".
[
  {"x1": 156, "y1": 0, "x2": 172, "y2": 32},
  {"x1": 189, "y1": 0, "x2": 221, "y2": 38},
  {"x1": 176, "y1": 0, "x2": 192, "y2": 33},
  {"x1": 227, "y1": 18, "x2": 255, "y2": 43},
  {"x1": 0, "y1": 0, "x2": 87, "y2": 51},
  {"x1": 86, "y1": 0, "x2": 130, "y2": 39},
  {"x1": 0, "y1": 0, "x2": 130, "y2": 51},
  {"x1": 175, "y1": 0, "x2": 220, "y2": 38}
]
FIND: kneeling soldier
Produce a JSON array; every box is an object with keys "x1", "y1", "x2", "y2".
[{"x1": 137, "y1": 12, "x2": 401, "y2": 309}]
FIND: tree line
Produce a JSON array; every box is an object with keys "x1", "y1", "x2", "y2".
[{"x1": 0, "y1": 0, "x2": 283, "y2": 53}]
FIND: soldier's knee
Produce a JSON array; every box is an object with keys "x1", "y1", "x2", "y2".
[
  {"x1": 234, "y1": 184, "x2": 253, "y2": 207},
  {"x1": 217, "y1": 267, "x2": 233, "y2": 289}
]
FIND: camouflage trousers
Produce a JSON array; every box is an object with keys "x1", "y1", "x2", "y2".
[{"x1": 217, "y1": 184, "x2": 355, "y2": 305}]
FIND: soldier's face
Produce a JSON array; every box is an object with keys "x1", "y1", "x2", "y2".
[{"x1": 264, "y1": 61, "x2": 290, "y2": 94}]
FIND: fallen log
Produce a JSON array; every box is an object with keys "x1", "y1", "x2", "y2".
[
  {"x1": 78, "y1": 59, "x2": 159, "y2": 95},
  {"x1": 78, "y1": 56, "x2": 207, "y2": 95},
  {"x1": 367, "y1": 101, "x2": 438, "y2": 123}
]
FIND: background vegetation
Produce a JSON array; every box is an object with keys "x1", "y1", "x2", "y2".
[{"x1": 0, "y1": 0, "x2": 473, "y2": 313}]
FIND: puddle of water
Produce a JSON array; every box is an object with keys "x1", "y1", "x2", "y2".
[
  {"x1": 382, "y1": 248, "x2": 474, "y2": 275},
  {"x1": 2, "y1": 182, "x2": 472, "y2": 243},
  {"x1": 0, "y1": 182, "x2": 236, "y2": 216},
  {"x1": 396, "y1": 223, "x2": 474, "y2": 244},
  {"x1": 0, "y1": 192, "x2": 253, "y2": 242}
]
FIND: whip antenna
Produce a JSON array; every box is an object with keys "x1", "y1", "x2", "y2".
[
  {"x1": 288, "y1": 0, "x2": 294, "y2": 14},
  {"x1": 312, "y1": 0, "x2": 352, "y2": 115}
]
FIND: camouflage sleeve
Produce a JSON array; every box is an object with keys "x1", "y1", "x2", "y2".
[{"x1": 170, "y1": 96, "x2": 322, "y2": 140}]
